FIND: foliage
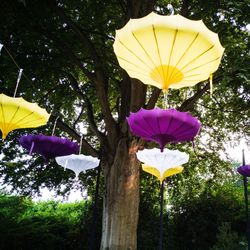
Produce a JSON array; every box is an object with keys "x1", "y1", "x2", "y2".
[
  {"x1": 210, "y1": 223, "x2": 247, "y2": 250},
  {"x1": 0, "y1": 193, "x2": 102, "y2": 250}
]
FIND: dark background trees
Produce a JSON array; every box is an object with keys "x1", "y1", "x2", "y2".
[{"x1": 0, "y1": 0, "x2": 249, "y2": 249}]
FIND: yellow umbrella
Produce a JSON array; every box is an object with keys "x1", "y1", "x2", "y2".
[
  {"x1": 0, "y1": 93, "x2": 50, "y2": 139},
  {"x1": 114, "y1": 12, "x2": 224, "y2": 92},
  {"x1": 142, "y1": 164, "x2": 183, "y2": 183}
]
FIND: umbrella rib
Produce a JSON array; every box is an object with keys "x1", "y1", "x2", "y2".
[
  {"x1": 133, "y1": 120, "x2": 155, "y2": 137},
  {"x1": 117, "y1": 56, "x2": 154, "y2": 76},
  {"x1": 182, "y1": 57, "x2": 221, "y2": 75},
  {"x1": 152, "y1": 25, "x2": 165, "y2": 84},
  {"x1": 173, "y1": 32, "x2": 200, "y2": 69},
  {"x1": 164, "y1": 113, "x2": 174, "y2": 135},
  {"x1": 118, "y1": 40, "x2": 155, "y2": 73},
  {"x1": 140, "y1": 115, "x2": 159, "y2": 137},
  {"x1": 4, "y1": 106, "x2": 20, "y2": 133},
  {"x1": 168, "y1": 32, "x2": 200, "y2": 84},
  {"x1": 166, "y1": 29, "x2": 178, "y2": 84},
  {"x1": 131, "y1": 32, "x2": 163, "y2": 80},
  {"x1": 17, "y1": 116, "x2": 45, "y2": 127},
  {"x1": 11, "y1": 111, "x2": 36, "y2": 128},
  {"x1": 179, "y1": 44, "x2": 215, "y2": 72}
]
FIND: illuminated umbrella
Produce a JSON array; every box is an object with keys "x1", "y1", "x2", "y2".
[
  {"x1": 137, "y1": 147, "x2": 189, "y2": 250},
  {"x1": 127, "y1": 107, "x2": 201, "y2": 151},
  {"x1": 55, "y1": 154, "x2": 100, "y2": 178},
  {"x1": 237, "y1": 150, "x2": 250, "y2": 248},
  {"x1": 0, "y1": 93, "x2": 50, "y2": 139},
  {"x1": 19, "y1": 134, "x2": 79, "y2": 162},
  {"x1": 113, "y1": 12, "x2": 224, "y2": 92}
]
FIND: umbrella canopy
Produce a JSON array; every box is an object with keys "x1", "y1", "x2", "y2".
[
  {"x1": 113, "y1": 12, "x2": 224, "y2": 91},
  {"x1": 55, "y1": 154, "x2": 100, "y2": 178},
  {"x1": 19, "y1": 134, "x2": 79, "y2": 162},
  {"x1": 142, "y1": 164, "x2": 183, "y2": 183},
  {"x1": 0, "y1": 93, "x2": 50, "y2": 139},
  {"x1": 237, "y1": 165, "x2": 250, "y2": 177},
  {"x1": 127, "y1": 107, "x2": 201, "y2": 151},
  {"x1": 136, "y1": 148, "x2": 189, "y2": 182}
]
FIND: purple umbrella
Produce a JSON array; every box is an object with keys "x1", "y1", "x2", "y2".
[
  {"x1": 237, "y1": 165, "x2": 250, "y2": 177},
  {"x1": 127, "y1": 108, "x2": 201, "y2": 151},
  {"x1": 19, "y1": 134, "x2": 79, "y2": 162}
]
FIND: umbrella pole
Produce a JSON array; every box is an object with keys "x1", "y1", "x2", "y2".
[
  {"x1": 243, "y1": 176, "x2": 250, "y2": 250},
  {"x1": 159, "y1": 180, "x2": 165, "y2": 250},
  {"x1": 89, "y1": 164, "x2": 101, "y2": 250},
  {"x1": 242, "y1": 150, "x2": 250, "y2": 249}
]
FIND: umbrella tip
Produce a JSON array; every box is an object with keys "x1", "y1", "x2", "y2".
[{"x1": 1, "y1": 132, "x2": 7, "y2": 140}]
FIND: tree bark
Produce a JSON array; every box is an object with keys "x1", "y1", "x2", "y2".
[{"x1": 101, "y1": 138, "x2": 140, "y2": 250}]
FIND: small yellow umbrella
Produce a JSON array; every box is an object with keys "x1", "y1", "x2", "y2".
[
  {"x1": 0, "y1": 93, "x2": 50, "y2": 139},
  {"x1": 114, "y1": 12, "x2": 224, "y2": 92},
  {"x1": 142, "y1": 165, "x2": 183, "y2": 183}
]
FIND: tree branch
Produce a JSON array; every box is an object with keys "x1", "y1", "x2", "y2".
[
  {"x1": 178, "y1": 83, "x2": 209, "y2": 112},
  {"x1": 145, "y1": 87, "x2": 161, "y2": 109},
  {"x1": 50, "y1": 115, "x2": 98, "y2": 157},
  {"x1": 63, "y1": 72, "x2": 107, "y2": 144}
]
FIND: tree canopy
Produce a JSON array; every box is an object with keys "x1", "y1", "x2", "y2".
[{"x1": 0, "y1": 0, "x2": 249, "y2": 249}]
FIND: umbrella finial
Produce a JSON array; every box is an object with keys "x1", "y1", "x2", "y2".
[
  {"x1": 51, "y1": 116, "x2": 59, "y2": 136},
  {"x1": 13, "y1": 68, "x2": 23, "y2": 97}
]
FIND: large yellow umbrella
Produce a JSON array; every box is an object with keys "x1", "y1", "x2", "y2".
[
  {"x1": 114, "y1": 12, "x2": 224, "y2": 92},
  {"x1": 0, "y1": 93, "x2": 50, "y2": 139}
]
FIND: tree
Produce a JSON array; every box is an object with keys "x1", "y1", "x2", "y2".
[{"x1": 0, "y1": 0, "x2": 249, "y2": 249}]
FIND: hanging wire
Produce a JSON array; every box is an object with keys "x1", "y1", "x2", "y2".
[
  {"x1": 13, "y1": 68, "x2": 23, "y2": 97},
  {"x1": 79, "y1": 135, "x2": 83, "y2": 155},
  {"x1": 0, "y1": 44, "x2": 3, "y2": 55},
  {"x1": 209, "y1": 74, "x2": 213, "y2": 97},
  {"x1": 163, "y1": 92, "x2": 168, "y2": 109},
  {"x1": 1, "y1": 44, "x2": 38, "y2": 95},
  {"x1": 51, "y1": 116, "x2": 59, "y2": 136},
  {"x1": 167, "y1": 3, "x2": 174, "y2": 15}
]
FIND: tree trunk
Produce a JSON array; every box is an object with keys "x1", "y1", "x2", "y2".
[{"x1": 100, "y1": 138, "x2": 140, "y2": 250}]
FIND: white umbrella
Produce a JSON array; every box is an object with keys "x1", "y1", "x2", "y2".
[
  {"x1": 136, "y1": 148, "x2": 189, "y2": 182},
  {"x1": 55, "y1": 154, "x2": 100, "y2": 178}
]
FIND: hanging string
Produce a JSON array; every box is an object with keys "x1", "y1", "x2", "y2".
[
  {"x1": 242, "y1": 150, "x2": 250, "y2": 249},
  {"x1": 79, "y1": 135, "x2": 83, "y2": 155},
  {"x1": 159, "y1": 179, "x2": 165, "y2": 250},
  {"x1": 51, "y1": 116, "x2": 59, "y2": 136},
  {"x1": 0, "y1": 44, "x2": 3, "y2": 55},
  {"x1": 209, "y1": 74, "x2": 213, "y2": 97},
  {"x1": 163, "y1": 92, "x2": 168, "y2": 109},
  {"x1": 1, "y1": 44, "x2": 38, "y2": 95},
  {"x1": 29, "y1": 141, "x2": 35, "y2": 155},
  {"x1": 167, "y1": 4, "x2": 174, "y2": 15},
  {"x1": 13, "y1": 68, "x2": 23, "y2": 97}
]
